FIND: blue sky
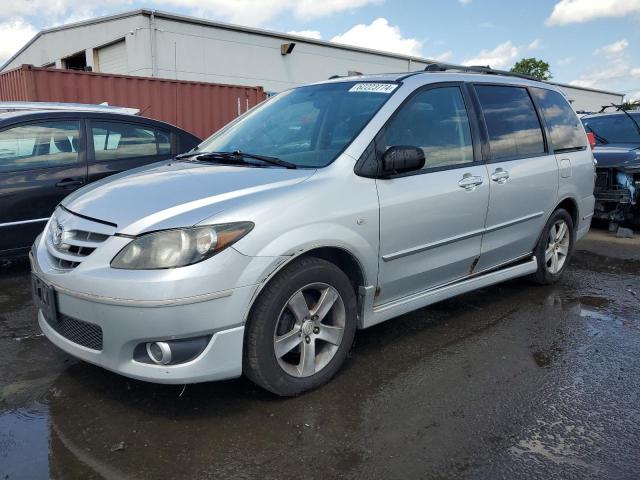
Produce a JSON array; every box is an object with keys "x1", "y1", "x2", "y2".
[{"x1": 1, "y1": 0, "x2": 639, "y2": 99}]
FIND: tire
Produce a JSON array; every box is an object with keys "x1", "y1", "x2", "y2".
[
  {"x1": 531, "y1": 208, "x2": 575, "y2": 285},
  {"x1": 243, "y1": 256, "x2": 357, "y2": 396}
]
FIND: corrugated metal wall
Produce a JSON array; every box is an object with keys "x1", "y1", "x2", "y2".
[{"x1": 0, "y1": 65, "x2": 266, "y2": 139}]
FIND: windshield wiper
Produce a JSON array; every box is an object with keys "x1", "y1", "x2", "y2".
[
  {"x1": 228, "y1": 151, "x2": 298, "y2": 169},
  {"x1": 612, "y1": 103, "x2": 640, "y2": 139},
  {"x1": 585, "y1": 124, "x2": 609, "y2": 145},
  {"x1": 175, "y1": 150, "x2": 297, "y2": 169},
  {"x1": 175, "y1": 151, "x2": 202, "y2": 159}
]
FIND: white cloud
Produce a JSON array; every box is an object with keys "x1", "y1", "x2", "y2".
[
  {"x1": 528, "y1": 39, "x2": 541, "y2": 50},
  {"x1": 557, "y1": 56, "x2": 575, "y2": 65},
  {"x1": 632, "y1": 68, "x2": 640, "y2": 78},
  {"x1": 0, "y1": 1, "x2": 130, "y2": 24},
  {"x1": 331, "y1": 18, "x2": 422, "y2": 56},
  {"x1": 293, "y1": 0, "x2": 383, "y2": 19},
  {"x1": 0, "y1": 0, "x2": 380, "y2": 27},
  {"x1": 546, "y1": 0, "x2": 640, "y2": 26},
  {"x1": 459, "y1": 0, "x2": 472, "y2": 4},
  {"x1": 433, "y1": 50, "x2": 453, "y2": 62},
  {"x1": 287, "y1": 30, "x2": 322, "y2": 40},
  {"x1": 594, "y1": 39, "x2": 628, "y2": 56},
  {"x1": 153, "y1": 0, "x2": 381, "y2": 26},
  {"x1": 479, "y1": 22, "x2": 494, "y2": 28},
  {"x1": 0, "y1": 18, "x2": 37, "y2": 64},
  {"x1": 627, "y1": 90, "x2": 640, "y2": 102},
  {"x1": 569, "y1": 59, "x2": 630, "y2": 88},
  {"x1": 463, "y1": 41, "x2": 519, "y2": 68}
]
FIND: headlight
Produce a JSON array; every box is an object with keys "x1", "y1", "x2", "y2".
[{"x1": 111, "y1": 222, "x2": 254, "y2": 269}]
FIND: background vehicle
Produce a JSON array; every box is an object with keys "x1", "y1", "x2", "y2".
[
  {"x1": 0, "y1": 104, "x2": 201, "y2": 257},
  {"x1": 31, "y1": 65, "x2": 595, "y2": 396},
  {"x1": 581, "y1": 108, "x2": 640, "y2": 228}
]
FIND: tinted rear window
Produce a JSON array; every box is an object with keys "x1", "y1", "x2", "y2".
[
  {"x1": 581, "y1": 114, "x2": 640, "y2": 145},
  {"x1": 475, "y1": 85, "x2": 545, "y2": 161},
  {"x1": 531, "y1": 88, "x2": 586, "y2": 151}
]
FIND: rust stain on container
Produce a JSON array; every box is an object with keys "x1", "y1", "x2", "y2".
[{"x1": 0, "y1": 65, "x2": 266, "y2": 139}]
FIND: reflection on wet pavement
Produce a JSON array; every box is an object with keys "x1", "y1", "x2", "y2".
[{"x1": 1, "y1": 240, "x2": 639, "y2": 479}]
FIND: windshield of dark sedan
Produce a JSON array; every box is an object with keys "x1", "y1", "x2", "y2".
[
  {"x1": 582, "y1": 113, "x2": 640, "y2": 144},
  {"x1": 196, "y1": 81, "x2": 399, "y2": 167}
]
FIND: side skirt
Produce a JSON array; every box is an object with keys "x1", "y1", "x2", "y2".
[{"x1": 358, "y1": 257, "x2": 537, "y2": 329}]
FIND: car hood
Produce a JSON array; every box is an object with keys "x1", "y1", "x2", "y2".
[
  {"x1": 62, "y1": 161, "x2": 315, "y2": 235},
  {"x1": 592, "y1": 145, "x2": 640, "y2": 169}
]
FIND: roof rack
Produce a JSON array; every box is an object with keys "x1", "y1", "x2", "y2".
[
  {"x1": 0, "y1": 101, "x2": 139, "y2": 115},
  {"x1": 423, "y1": 62, "x2": 537, "y2": 81}
]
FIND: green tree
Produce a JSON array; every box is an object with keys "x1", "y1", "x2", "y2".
[
  {"x1": 620, "y1": 100, "x2": 640, "y2": 111},
  {"x1": 510, "y1": 58, "x2": 552, "y2": 80}
]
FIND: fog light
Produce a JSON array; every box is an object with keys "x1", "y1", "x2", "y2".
[
  {"x1": 146, "y1": 341, "x2": 172, "y2": 365},
  {"x1": 134, "y1": 335, "x2": 212, "y2": 366}
]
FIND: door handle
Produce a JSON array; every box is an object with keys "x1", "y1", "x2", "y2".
[
  {"x1": 458, "y1": 173, "x2": 483, "y2": 191},
  {"x1": 491, "y1": 168, "x2": 510, "y2": 184},
  {"x1": 56, "y1": 178, "x2": 84, "y2": 189}
]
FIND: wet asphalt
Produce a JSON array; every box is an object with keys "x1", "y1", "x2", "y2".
[{"x1": 1, "y1": 229, "x2": 639, "y2": 480}]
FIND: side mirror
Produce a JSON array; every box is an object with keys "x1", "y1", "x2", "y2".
[{"x1": 381, "y1": 146, "x2": 425, "y2": 177}]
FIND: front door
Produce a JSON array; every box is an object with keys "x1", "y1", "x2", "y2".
[
  {"x1": 376, "y1": 84, "x2": 490, "y2": 305},
  {"x1": 0, "y1": 119, "x2": 86, "y2": 255},
  {"x1": 471, "y1": 84, "x2": 559, "y2": 271}
]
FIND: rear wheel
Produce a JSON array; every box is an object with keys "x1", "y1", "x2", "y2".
[
  {"x1": 531, "y1": 208, "x2": 574, "y2": 285},
  {"x1": 243, "y1": 257, "x2": 357, "y2": 396}
]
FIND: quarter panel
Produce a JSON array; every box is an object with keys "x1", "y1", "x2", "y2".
[{"x1": 556, "y1": 148, "x2": 596, "y2": 239}]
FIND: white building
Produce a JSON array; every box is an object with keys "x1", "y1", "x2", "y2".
[{"x1": 1, "y1": 9, "x2": 624, "y2": 111}]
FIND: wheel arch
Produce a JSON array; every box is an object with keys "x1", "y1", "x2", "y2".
[
  {"x1": 242, "y1": 245, "x2": 369, "y2": 325},
  {"x1": 556, "y1": 196, "x2": 579, "y2": 228}
]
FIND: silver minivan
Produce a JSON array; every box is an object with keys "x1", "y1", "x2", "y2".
[{"x1": 31, "y1": 66, "x2": 595, "y2": 395}]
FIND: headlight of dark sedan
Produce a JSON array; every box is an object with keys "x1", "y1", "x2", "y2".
[{"x1": 111, "y1": 222, "x2": 254, "y2": 269}]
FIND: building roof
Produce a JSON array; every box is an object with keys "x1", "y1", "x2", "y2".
[{"x1": 1, "y1": 8, "x2": 625, "y2": 98}]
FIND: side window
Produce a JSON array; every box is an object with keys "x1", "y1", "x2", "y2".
[
  {"x1": 383, "y1": 86, "x2": 474, "y2": 169},
  {"x1": 0, "y1": 121, "x2": 80, "y2": 173},
  {"x1": 91, "y1": 121, "x2": 160, "y2": 161},
  {"x1": 157, "y1": 129, "x2": 171, "y2": 155},
  {"x1": 475, "y1": 85, "x2": 545, "y2": 161},
  {"x1": 531, "y1": 88, "x2": 586, "y2": 151}
]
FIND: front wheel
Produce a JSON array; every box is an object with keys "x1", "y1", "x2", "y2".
[
  {"x1": 243, "y1": 257, "x2": 357, "y2": 396},
  {"x1": 531, "y1": 208, "x2": 575, "y2": 285}
]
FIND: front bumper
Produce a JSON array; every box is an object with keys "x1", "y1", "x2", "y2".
[
  {"x1": 36, "y1": 282, "x2": 255, "y2": 384},
  {"x1": 30, "y1": 217, "x2": 284, "y2": 383}
]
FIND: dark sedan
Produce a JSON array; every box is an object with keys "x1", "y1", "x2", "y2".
[
  {"x1": 581, "y1": 111, "x2": 640, "y2": 228},
  {"x1": 0, "y1": 107, "x2": 200, "y2": 257}
]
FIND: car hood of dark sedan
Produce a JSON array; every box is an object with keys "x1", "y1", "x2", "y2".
[
  {"x1": 61, "y1": 161, "x2": 315, "y2": 234},
  {"x1": 592, "y1": 144, "x2": 640, "y2": 169}
]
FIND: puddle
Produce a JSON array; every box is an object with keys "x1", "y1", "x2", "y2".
[
  {"x1": 0, "y1": 404, "x2": 50, "y2": 479},
  {"x1": 579, "y1": 307, "x2": 612, "y2": 322},
  {"x1": 575, "y1": 296, "x2": 610, "y2": 309}
]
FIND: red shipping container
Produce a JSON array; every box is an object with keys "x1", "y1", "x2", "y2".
[{"x1": 0, "y1": 65, "x2": 266, "y2": 139}]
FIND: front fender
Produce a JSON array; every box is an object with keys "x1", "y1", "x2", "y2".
[{"x1": 234, "y1": 222, "x2": 378, "y2": 288}]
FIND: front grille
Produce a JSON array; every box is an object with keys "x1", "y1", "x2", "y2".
[
  {"x1": 595, "y1": 171, "x2": 608, "y2": 190},
  {"x1": 45, "y1": 313, "x2": 103, "y2": 351},
  {"x1": 45, "y1": 209, "x2": 115, "y2": 271}
]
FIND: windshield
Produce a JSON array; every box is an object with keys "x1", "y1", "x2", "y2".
[
  {"x1": 195, "y1": 81, "x2": 398, "y2": 167},
  {"x1": 582, "y1": 113, "x2": 640, "y2": 145}
]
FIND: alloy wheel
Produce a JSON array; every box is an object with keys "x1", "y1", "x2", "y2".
[
  {"x1": 545, "y1": 219, "x2": 570, "y2": 274},
  {"x1": 273, "y1": 283, "x2": 346, "y2": 378}
]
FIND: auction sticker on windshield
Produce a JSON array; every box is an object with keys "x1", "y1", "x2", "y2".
[{"x1": 348, "y1": 83, "x2": 398, "y2": 94}]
